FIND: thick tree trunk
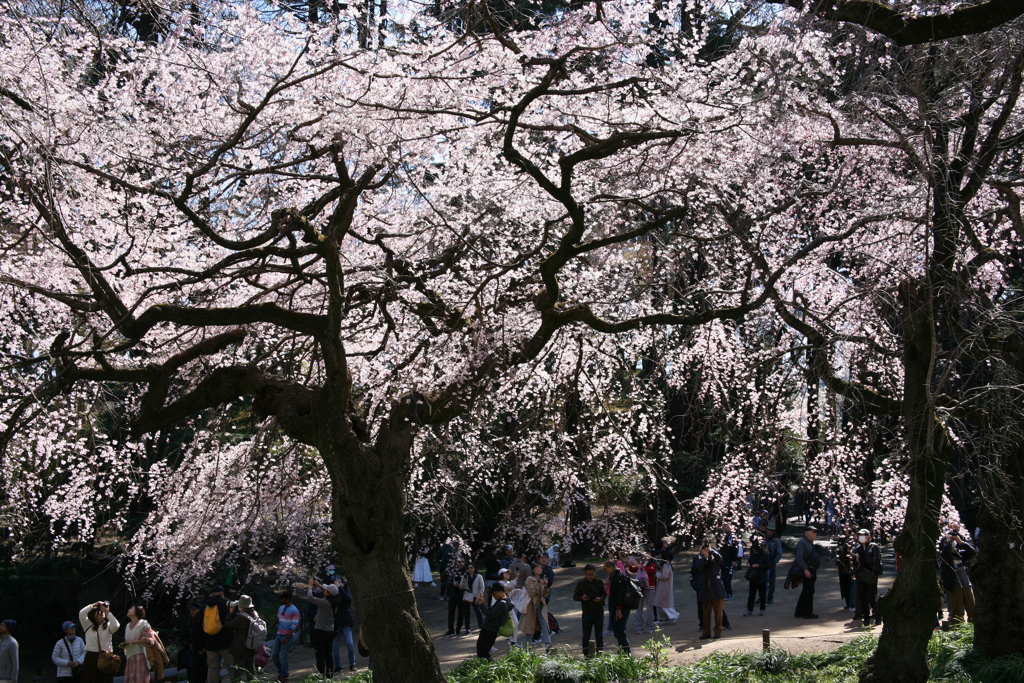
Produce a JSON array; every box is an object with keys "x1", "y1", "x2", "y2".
[
  {"x1": 971, "y1": 436, "x2": 1024, "y2": 658},
  {"x1": 319, "y1": 403, "x2": 446, "y2": 683},
  {"x1": 861, "y1": 283, "x2": 947, "y2": 683}
]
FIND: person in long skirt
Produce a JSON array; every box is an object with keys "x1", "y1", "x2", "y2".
[
  {"x1": 652, "y1": 558, "x2": 678, "y2": 624},
  {"x1": 413, "y1": 548, "x2": 436, "y2": 586},
  {"x1": 122, "y1": 605, "x2": 152, "y2": 683},
  {"x1": 79, "y1": 602, "x2": 120, "y2": 683}
]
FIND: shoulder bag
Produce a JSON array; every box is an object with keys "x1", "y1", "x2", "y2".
[{"x1": 96, "y1": 651, "x2": 122, "y2": 675}]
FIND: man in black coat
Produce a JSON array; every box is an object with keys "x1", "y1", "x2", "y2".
[
  {"x1": 572, "y1": 565, "x2": 605, "y2": 657},
  {"x1": 603, "y1": 560, "x2": 632, "y2": 655},
  {"x1": 851, "y1": 529, "x2": 883, "y2": 626},
  {"x1": 794, "y1": 527, "x2": 821, "y2": 619}
]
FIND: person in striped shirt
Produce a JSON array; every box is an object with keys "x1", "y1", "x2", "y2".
[{"x1": 271, "y1": 593, "x2": 301, "y2": 683}]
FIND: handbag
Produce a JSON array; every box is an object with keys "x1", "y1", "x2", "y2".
[
  {"x1": 510, "y1": 587, "x2": 530, "y2": 613},
  {"x1": 498, "y1": 613, "x2": 515, "y2": 637},
  {"x1": 96, "y1": 651, "x2": 122, "y2": 675},
  {"x1": 745, "y1": 566, "x2": 759, "y2": 582},
  {"x1": 855, "y1": 566, "x2": 878, "y2": 585}
]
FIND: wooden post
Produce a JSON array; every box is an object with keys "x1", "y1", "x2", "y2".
[{"x1": 763, "y1": 628, "x2": 771, "y2": 651}]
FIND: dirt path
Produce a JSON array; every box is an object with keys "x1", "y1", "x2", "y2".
[{"x1": 279, "y1": 540, "x2": 892, "y2": 678}]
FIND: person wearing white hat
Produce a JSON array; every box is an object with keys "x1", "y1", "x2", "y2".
[
  {"x1": 306, "y1": 580, "x2": 338, "y2": 677},
  {"x1": 225, "y1": 596, "x2": 261, "y2": 679}
]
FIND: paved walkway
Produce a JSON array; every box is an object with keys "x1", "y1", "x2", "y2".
[{"x1": 280, "y1": 537, "x2": 893, "y2": 677}]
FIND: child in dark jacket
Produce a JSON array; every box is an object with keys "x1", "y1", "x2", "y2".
[{"x1": 476, "y1": 585, "x2": 513, "y2": 660}]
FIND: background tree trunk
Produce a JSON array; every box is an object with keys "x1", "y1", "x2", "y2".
[{"x1": 861, "y1": 284, "x2": 947, "y2": 683}]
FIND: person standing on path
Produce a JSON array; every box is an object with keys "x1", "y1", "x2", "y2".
[
  {"x1": 306, "y1": 580, "x2": 338, "y2": 677},
  {"x1": 53, "y1": 621, "x2": 86, "y2": 683},
  {"x1": 0, "y1": 619, "x2": 18, "y2": 683},
  {"x1": 443, "y1": 559, "x2": 467, "y2": 637},
  {"x1": 743, "y1": 538, "x2": 769, "y2": 616},
  {"x1": 331, "y1": 579, "x2": 356, "y2": 673},
  {"x1": 224, "y1": 596, "x2": 258, "y2": 680},
  {"x1": 851, "y1": 529, "x2": 883, "y2": 626},
  {"x1": 79, "y1": 602, "x2": 120, "y2": 683},
  {"x1": 652, "y1": 557, "x2": 677, "y2": 624},
  {"x1": 573, "y1": 565, "x2": 605, "y2": 657},
  {"x1": 835, "y1": 536, "x2": 856, "y2": 613},
  {"x1": 693, "y1": 543, "x2": 727, "y2": 639},
  {"x1": 271, "y1": 592, "x2": 300, "y2": 683},
  {"x1": 794, "y1": 526, "x2": 821, "y2": 619},
  {"x1": 763, "y1": 524, "x2": 783, "y2": 605},
  {"x1": 604, "y1": 560, "x2": 632, "y2": 655},
  {"x1": 517, "y1": 564, "x2": 551, "y2": 649},
  {"x1": 938, "y1": 528, "x2": 976, "y2": 625},
  {"x1": 718, "y1": 525, "x2": 742, "y2": 600},
  {"x1": 475, "y1": 585, "x2": 513, "y2": 660},
  {"x1": 202, "y1": 587, "x2": 234, "y2": 683},
  {"x1": 122, "y1": 605, "x2": 157, "y2": 683}
]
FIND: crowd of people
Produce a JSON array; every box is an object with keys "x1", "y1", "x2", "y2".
[{"x1": 0, "y1": 511, "x2": 982, "y2": 683}]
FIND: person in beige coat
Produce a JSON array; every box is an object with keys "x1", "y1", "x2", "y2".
[
  {"x1": 516, "y1": 565, "x2": 551, "y2": 649},
  {"x1": 653, "y1": 558, "x2": 678, "y2": 624}
]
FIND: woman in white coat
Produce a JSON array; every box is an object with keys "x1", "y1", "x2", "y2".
[
  {"x1": 652, "y1": 559, "x2": 678, "y2": 624},
  {"x1": 79, "y1": 602, "x2": 120, "y2": 683}
]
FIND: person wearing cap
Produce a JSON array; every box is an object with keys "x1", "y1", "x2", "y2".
[
  {"x1": 499, "y1": 545, "x2": 515, "y2": 573},
  {"x1": 483, "y1": 546, "x2": 502, "y2": 589},
  {"x1": 202, "y1": 586, "x2": 233, "y2": 683},
  {"x1": 572, "y1": 564, "x2": 605, "y2": 657},
  {"x1": 794, "y1": 526, "x2": 821, "y2": 619},
  {"x1": 475, "y1": 584, "x2": 513, "y2": 660},
  {"x1": 224, "y1": 596, "x2": 258, "y2": 679},
  {"x1": 53, "y1": 620, "x2": 86, "y2": 683},
  {"x1": 0, "y1": 619, "x2": 18, "y2": 683},
  {"x1": 763, "y1": 524, "x2": 783, "y2": 605},
  {"x1": 852, "y1": 529, "x2": 883, "y2": 626},
  {"x1": 306, "y1": 579, "x2": 338, "y2": 677}
]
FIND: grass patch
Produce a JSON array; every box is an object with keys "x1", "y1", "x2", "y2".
[{"x1": 302, "y1": 623, "x2": 1023, "y2": 682}]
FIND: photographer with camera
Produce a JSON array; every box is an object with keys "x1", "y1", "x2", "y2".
[
  {"x1": 78, "y1": 602, "x2": 120, "y2": 683},
  {"x1": 939, "y1": 525, "x2": 977, "y2": 624}
]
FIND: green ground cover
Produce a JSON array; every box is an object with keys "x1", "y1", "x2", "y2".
[{"x1": 335, "y1": 624, "x2": 1024, "y2": 682}]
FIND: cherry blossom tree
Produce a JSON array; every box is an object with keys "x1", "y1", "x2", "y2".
[{"x1": 1, "y1": 1, "x2": 878, "y2": 678}]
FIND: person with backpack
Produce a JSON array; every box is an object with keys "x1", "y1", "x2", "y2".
[
  {"x1": 517, "y1": 564, "x2": 551, "y2": 650},
  {"x1": 305, "y1": 580, "x2": 338, "y2": 677},
  {"x1": 52, "y1": 621, "x2": 86, "y2": 683},
  {"x1": 331, "y1": 580, "x2": 356, "y2": 673},
  {"x1": 603, "y1": 559, "x2": 634, "y2": 655},
  {"x1": 475, "y1": 584, "x2": 514, "y2": 660},
  {"x1": 225, "y1": 595, "x2": 262, "y2": 680},
  {"x1": 201, "y1": 587, "x2": 234, "y2": 683},
  {"x1": 271, "y1": 592, "x2": 300, "y2": 683},
  {"x1": 78, "y1": 602, "x2": 120, "y2": 683}
]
